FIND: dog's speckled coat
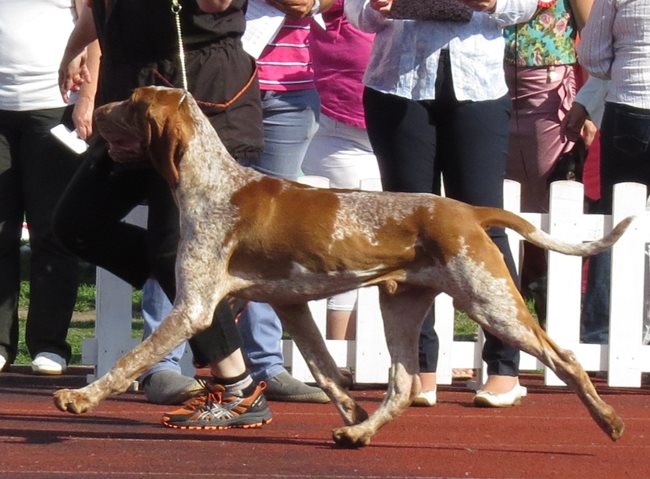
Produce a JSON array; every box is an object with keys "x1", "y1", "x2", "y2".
[{"x1": 54, "y1": 87, "x2": 630, "y2": 447}]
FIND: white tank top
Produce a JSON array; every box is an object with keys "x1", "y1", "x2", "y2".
[{"x1": 0, "y1": 0, "x2": 77, "y2": 111}]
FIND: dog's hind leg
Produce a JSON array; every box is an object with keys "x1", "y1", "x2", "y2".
[
  {"x1": 469, "y1": 297, "x2": 624, "y2": 441},
  {"x1": 332, "y1": 285, "x2": 435, "y2": 448},
  {"x1": 272, "y1": 303, "x2": 368, "y2": 428},
  {"x1": 447, "y1": 241, "x2": 625, "y2": 441},
  {"x1": 520, "y1": 325, "x2": 624, "y2": 441}
]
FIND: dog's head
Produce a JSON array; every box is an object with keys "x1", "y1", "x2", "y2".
[{"x1": 94, "y1": 86, "x2": 195, "y2": 188}]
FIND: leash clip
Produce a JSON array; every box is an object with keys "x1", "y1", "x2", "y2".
[{"x1": 178, "y1": 91, "x2": 188, "y2": 106}]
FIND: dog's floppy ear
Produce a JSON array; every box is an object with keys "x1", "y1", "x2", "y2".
[{"x1": 142, "y1": 89, "x2": 194, "y2": 189}]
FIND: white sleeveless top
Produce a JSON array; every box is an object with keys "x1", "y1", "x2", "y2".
[{"x1": 0, "y1": 0, "x2": 77, "y2": 111}]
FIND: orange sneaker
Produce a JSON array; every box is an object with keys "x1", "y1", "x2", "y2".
[{"x1": 161, "y1": 381, "x2": 272, "y2": 430}]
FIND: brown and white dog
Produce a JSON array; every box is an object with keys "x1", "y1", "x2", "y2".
[{"x1": 54, "y1": 86, "x2": 629, "y2": 448}]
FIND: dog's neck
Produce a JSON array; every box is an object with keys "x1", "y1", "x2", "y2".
[{"x1": 174, "y1": 104, "x2": 265, "y2": 211}]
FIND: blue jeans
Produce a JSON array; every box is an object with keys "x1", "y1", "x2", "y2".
[
  {"x1": 141, "y1": 279, "x2": 183, "y2": 377},
  {"x1": 240, "y1": 88, "x2": 320, "y2": 381},
  {"x1": 243, "y1": 89, "x2": 320, "y2": 179}
]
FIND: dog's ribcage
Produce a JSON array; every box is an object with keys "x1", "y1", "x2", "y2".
[{"x1": 222, "y1": 185, "x2": 452, "y2": 303}]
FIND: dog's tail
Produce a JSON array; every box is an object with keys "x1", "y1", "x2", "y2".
[{"x1": 475, "y1": 207, "x2": 635, "y2": 256}]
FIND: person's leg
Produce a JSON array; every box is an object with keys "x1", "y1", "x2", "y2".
[
  {"x1": 247, "y1": 89, "x2": 320, "y2": 179},
  {"x1": 438, "y1": 92, "x2": 523, "y2": 400},
  {"x1": 302, "y1": 113, "x2": 381, "y2": 189},
  {"x1": 141, "y1": 279, "x2": 184, "y2": 375},
  {"x1": 139, "y1": 279, "x2": 203, "y2": 404},
  {"x1": 325, "y1": 291, "x2": 357, "y2": 341},
  {"x1": 364, "y1": 87, "x2": 440, "y2": 404},
  {"x1": 413, "y1": 311, "x2": 438, "y2": 406},
  {"x1": 582, "y1": 102, "x2": 650, "y2": 344},
  {"x1": 238, "y1": 302, "x2": 285, "y2": 382},
  {"x1": 505, "y1": 64, "x2": 576, "y2": 213},
  {"x1": 581, "y1": 250, "x2": 611, "y2": 344},
  {"x1": 20, "y1": 107, "x2": 81, "y2": 371},
  {"x1": 0, "y1": 110, "x2": 22, "y2": 369},
  {"x1": 52, "y1": 142, "x2": 152, "y2": 288},
  {"x1": 505, "y1": 65, "x2": 577, "y2": 325},
  {"x1": 302, "y1": 113, "x2": 381, "y2": 341},
  {"x1": 52, "y1": 141, "x2": 244, "y2": 378},
  {"x1": 236, "y1": 89, "x2": 328, "y2": 402}
]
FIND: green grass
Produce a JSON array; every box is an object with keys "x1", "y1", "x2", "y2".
[
  {"x1": 16, "y1": 282, "x2": 143, "y2": 366},
  {"x1": 15, "y1": 282, "x2": 537, "y2": 366}
]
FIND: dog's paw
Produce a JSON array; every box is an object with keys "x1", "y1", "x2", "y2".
[
  {"x1": 332, "y1": 426, "x2": 372, "y2": 449},
  {"x1": 53, "y1": 388, "x2": 95, "y2": 414}
]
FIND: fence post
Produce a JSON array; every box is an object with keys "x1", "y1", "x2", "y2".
[
  {"x1": 608, "y1": 182, "x2": 647, "y2": 387},
  {"x1": 545, "y1": 181, "x2": 585, "y2": 386},
  {"x1": 355, "y1": 286, "x2": 390, "y2": 383}
]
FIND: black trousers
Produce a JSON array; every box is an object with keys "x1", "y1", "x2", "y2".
[
  {"x1": 52, "y1": 143, "x2": 241, "y2": 366},
  {"x1": 0, "y1": 106, "x2": 81, "y2": 365},
  {"x1": 581, "y1": 101, "x2": 650, "y2": 343},
  {"x1": 363, "y1": 55, "x2": 520, "y2": 376}
]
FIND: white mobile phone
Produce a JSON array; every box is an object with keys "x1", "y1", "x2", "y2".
[{"x1": 50, "y1": 123, "x2": 88, "y2": 154}]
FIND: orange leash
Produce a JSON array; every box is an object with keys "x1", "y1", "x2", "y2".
[{"x1": 152, "y1": 64, "x2": 258, "y2": 110}]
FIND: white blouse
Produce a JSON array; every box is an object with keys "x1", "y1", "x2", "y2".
[{"x1": 344, "y1": 0, "x2": 537, "y2": 102}]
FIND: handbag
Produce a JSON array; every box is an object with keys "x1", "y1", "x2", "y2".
[{"x1": 388, "y1": 0, "x2": 473, "y2": 23}]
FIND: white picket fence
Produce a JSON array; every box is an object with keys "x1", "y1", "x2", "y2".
[{"x1": 81, "y1": 180, "x2": 650, "y2": 389}]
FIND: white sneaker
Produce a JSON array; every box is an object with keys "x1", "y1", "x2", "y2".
[
  {"x1": 31, "y1": 352, "x2": 67, "y2": 375},
  {"x1": 411, "y1": 389, "x2": 437, "y2": 407},
  {"x1": 0, "y1": 355, "x2": 7, "y2": 371}
]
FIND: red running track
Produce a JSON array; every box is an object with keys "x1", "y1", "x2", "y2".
[{"x1": 1, "y1": 367, "x2": 649, "y2": 478}]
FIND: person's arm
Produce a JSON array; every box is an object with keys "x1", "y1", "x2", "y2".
[
  {"x1": 574, "y1": 76, "x2": 608, "y2": 128},
  {"x1": 560, "y1": 76, "x2": 608, "y2": 145},
  {"x1": 486, "y1": 0, "x2": 538, "y2": 27},
  {"x1": 197, "y1": 0, "x2": 233, "y2": 12},
  {"x1": 344, "y1": 0, "x2": 391, "y2": 32},
  {"x1": 59, "y1": 1, "x2": 97, "y2": 102},
  {"x1": 457, "y1": 0, "x2": 497, "y2": 14},
  {"x1": 71, "y1": 0, "x2": 100, "y2": 139},
  {"x1": 568, "y1": 0, "x2": 593, "y2": 31},
  {"x1": 577, "y1": 0, "x2": 614, "y2": 79}
]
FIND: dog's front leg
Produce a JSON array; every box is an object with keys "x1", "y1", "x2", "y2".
[
  {"x1": 54, "y1": 293, "x2": 221, "y2": 414},
  {"x1": 272, "y1": 303, "x2": 368, "y2": 427}
]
